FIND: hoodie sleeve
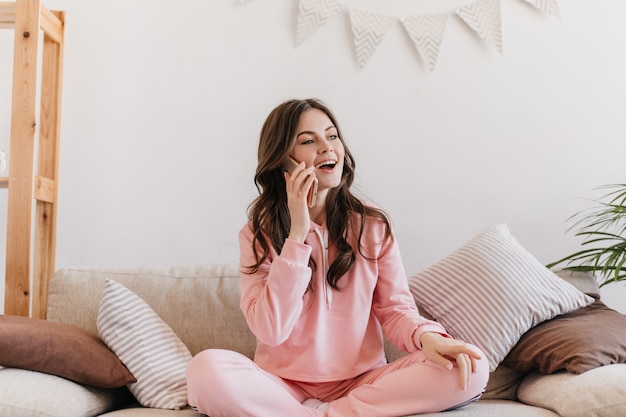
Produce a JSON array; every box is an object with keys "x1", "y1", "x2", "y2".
[
  {"x1": 370, "y1": 222, "x2": 449, "y2": 352},
  {"x1": 238, "y1": 224, "x2": 313, "y2": 346}
]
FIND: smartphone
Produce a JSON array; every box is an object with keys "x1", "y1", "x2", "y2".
[{"x1": 283, "y1": 157, "x2": 318, "y2": 208}]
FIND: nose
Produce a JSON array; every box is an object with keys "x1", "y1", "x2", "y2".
[{"x1": 318, "y1": 139, "x2": 334, "y2": 154}]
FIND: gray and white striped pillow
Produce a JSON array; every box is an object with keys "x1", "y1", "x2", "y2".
[
  {"x1": 97, "y1": 279, "x2": 192, "y2": 410},
  {"x1": 408, "y1": 224, "x2": 594, "y2": 372}
]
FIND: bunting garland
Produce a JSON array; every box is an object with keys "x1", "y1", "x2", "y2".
[
  {"x1": 349, "y1": 10, "x2": 395, "y2": 69},
  {"x1": 239, "y1": 0, "x2": 559, "y2": 71},
  {"x1": 456, "y1": 0, "x2": 503, "y2": 54},
  {"x1": 522, "y1": 0, "x2": 560, "y2": 18},
  {"x1": 402, "y1": 14, "x2": 449, "y2": 72},
  {"x1": 295, "y1": 0, "x2": 342, "y2": 45}
]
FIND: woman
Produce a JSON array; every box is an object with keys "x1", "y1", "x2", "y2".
[{"x1": 186, "y1": 98, "x2": 489, "y2": 416}]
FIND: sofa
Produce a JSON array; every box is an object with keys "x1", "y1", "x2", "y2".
[{"x1": 1, "y1": 224, "x2": 626, "y2": 417}]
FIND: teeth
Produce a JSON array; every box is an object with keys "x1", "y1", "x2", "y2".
[{"x1": 315, "y1": 160, "x2": 337, "y2": 169}]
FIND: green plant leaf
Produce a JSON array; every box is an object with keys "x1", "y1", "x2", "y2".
[{"x1": 548, "y1": 184, "x2": 626, "y2": 288}]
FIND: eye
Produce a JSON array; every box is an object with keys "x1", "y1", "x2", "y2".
[
  {"x1": 301, "y1": 137, "x2": 314, "y2": 145},
  {"x1": 328, "y1": 134, "x2": 338, "y2": 140}
]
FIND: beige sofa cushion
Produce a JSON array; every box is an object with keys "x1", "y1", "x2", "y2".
[
  {"x1": 100, "y1": 407, "x2": 200, "y2": 416},
  {"x1": 47, "y1": 264, "x2": 256, "y2": 358},
  {"x1": 518, "y1": 364, "x2": 626, "y2": 417},
  {"x1": 413, "y1": 400, "x2": 559, "y2": 417}
]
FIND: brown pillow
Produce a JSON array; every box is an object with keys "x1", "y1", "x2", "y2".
[
  {"x1": 503, "y1": 299, "x2": 626, "y2": 374},
  {"x1": 0, "y1": 315, "x2": 136, "y2": 388}
]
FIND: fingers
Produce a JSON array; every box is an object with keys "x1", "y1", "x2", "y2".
[
  {"x1": 447, "y1": 343, "x2": 481, "y2": 390},
  {"x1": 459, "y1": 343, "x2": 482, "y2": 361},
  {"x1": 427, "y1": 337, "x2": 481, "y2": 390},
  {"x1": 426, "y1": 349, "x2": 472, "y2": 390},
  {"x1": 426, "y1": 349, "x2": 454, "y2": 371},
  {"x1": 456, "y1": 353, "x2": 471, "y2": 390},
  {"x1": 285, "y1": 163, "x2": 316, "y2": 204},
  {"x1": 419, "y1": 333, "x2": 482, "y2": 390},
  {"x1": 284, "y1": 164, "x2": 315, "y2": 242}
]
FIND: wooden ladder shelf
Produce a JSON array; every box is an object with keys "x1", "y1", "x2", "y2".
[{"x1": 1, "y1": 0, "x2": 65, "y2": 318}]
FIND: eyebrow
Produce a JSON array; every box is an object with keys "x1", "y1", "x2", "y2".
[{"x1": 296, "y1": 125, "x2": 337, "y2": 139}]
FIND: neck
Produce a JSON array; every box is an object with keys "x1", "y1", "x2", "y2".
[{"x1": 309, "y1": 190, "x2": 327, "y2": 225}]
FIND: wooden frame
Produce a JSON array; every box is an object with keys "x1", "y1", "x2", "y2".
[{"x1": 1, "y1": 0, "x2": 64, "y2": 318}]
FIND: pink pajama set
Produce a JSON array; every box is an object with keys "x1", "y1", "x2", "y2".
[{"x1": 187, "y1": 215, "x2": 489, "y2": 416}]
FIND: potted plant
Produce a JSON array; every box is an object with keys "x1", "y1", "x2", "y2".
[{"x1": 548, "y1": 184, "x2": 626, "y2": 287}]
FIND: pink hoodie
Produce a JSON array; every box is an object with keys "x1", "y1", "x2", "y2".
[{"x1": 239, "y1": 213, "x2": 447, "y2": 383}]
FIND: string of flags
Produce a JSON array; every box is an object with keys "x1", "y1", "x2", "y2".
[{"x1": 237, "y1": 0, "x2": 560, "y2": 71}]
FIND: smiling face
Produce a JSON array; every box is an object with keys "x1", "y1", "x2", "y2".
[{"x1": 291, "y1": 108, "x2": 345, "y2": 193}]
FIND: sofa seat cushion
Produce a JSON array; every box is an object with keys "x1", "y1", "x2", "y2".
[
  {"x1": 518, "y1": 364, "x2": 626, "y2": 417},
  {"x1": 95, "y1": 400, "x2": 556, "y2": 417},
  {"x1": 99, "y1": 405, "x2": 201, "y2": 416},
  {"x1": 0, "y1": 367, "x2": 133, "y2": 417},
  {"x1": 408, "y1": 400, "x2": 559, "y2": 417}
]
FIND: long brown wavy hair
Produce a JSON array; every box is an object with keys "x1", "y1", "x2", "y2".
[{"x1": 245, "y1": 98, "x2": 392, "y2": 289}]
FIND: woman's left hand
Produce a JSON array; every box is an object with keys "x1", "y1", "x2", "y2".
[{"x1": 418, "y1": 332, "x2": 482, "y2": 390}]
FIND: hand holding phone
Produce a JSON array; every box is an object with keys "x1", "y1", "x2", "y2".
[{"x1": 283, "y1": 157, "x2": 318, "y2": 208}]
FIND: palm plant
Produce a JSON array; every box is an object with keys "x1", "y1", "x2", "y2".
[{"x1": 547, "y1": 184, "x2": 626, "y2": 287}]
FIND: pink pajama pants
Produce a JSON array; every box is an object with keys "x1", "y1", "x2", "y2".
[{"x1": 186, "y1": 347, "x2": 489, "y2": 417}]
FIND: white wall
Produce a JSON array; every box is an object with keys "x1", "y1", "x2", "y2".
[{"x1": 1, "y1": 0, "x2": 625, "y2": 313}]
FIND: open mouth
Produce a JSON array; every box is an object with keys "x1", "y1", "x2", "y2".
[{"x1": 315, "y1": 160, "x2": 337, "y2": 170}]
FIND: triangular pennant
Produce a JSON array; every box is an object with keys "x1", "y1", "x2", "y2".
[
  {"x1": 295, "y1": 0, "x2": 342, "y2": 46},
  {"x1": 348, "y1": 9, "x2": 395, "y2": 68},
  {"x1": 521, "y1": 0, "x2": 560, "y2": 19},
  {"x1": 402, "y1": 14, "x2": 448, "y2": 72},
  {"x1": 456, "y1": 0, "x2": 503, "y2": 53}
]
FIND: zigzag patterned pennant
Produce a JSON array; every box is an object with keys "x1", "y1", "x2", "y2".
[
  {"x1": 402, "y1": 14, "x2": 448, "y2": 72},
  {"x1": 295, "y1": 0, "x2": 342, "y2": 46},
  {"x1": 349, "y1": 9, "x2": 395, "y2": 69},
  {"x1": 521, "y1": 0, "x2": 560, "y2": 18},
  {"x1": 456, "y1": 0, "x2": 503, "y2": 53}
]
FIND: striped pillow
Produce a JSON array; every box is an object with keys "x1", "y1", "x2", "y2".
[
  {"x1": 97, "y1": 279, "x2": 192, "y2": 410},
  {"x1": 408, "y1": 224, "x2": 594, "y2": 372}
]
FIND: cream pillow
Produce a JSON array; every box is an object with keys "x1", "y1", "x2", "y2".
[
  {"x1": 518, "y1": 365, "x2": 626, "y2": 416},
  {"x1": 97, "y1": 278, "x2": 192, "y2": 410},
  {"x1": 0, "y1": 367, "x2": 133, "y2": 417},
  {"x1": 408, "y1": 224, "x2": 594, "y2": 371}
]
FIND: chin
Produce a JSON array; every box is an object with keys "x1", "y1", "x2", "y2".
[{"x1": 328, "y1": 179, "x2": 343, "y2": 190}]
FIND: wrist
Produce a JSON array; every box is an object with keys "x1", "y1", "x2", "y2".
[
  {"x1": 417, "y1": 331, "x2": 434, "y2": 349},
  {"x1": 417, "y1": 331, "x2": 449, "y2": 349},
  {"x1": 287, "y1": 234, "x2": 306, "y2": 244}
]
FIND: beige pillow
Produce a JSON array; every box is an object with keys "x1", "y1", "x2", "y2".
[
  {"x1": 518, "y1": 365, "x2": 626, "y2": 417},
  {"x1": 408, "y1": 224, "x2": 594, "y2": 371}
]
